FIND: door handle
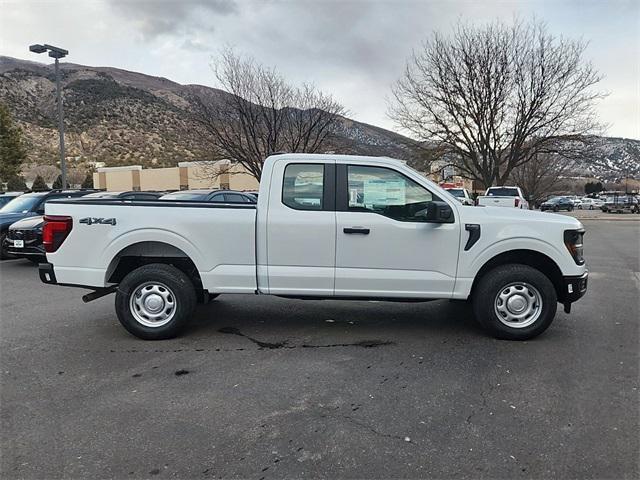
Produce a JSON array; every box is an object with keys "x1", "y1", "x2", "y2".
[{"x1": 343, "y1": 227, "x2": 370, "y2": 235}]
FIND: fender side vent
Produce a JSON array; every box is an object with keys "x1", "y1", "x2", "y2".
[{"x1": 464, "y1": 224, "x2": 481, "y2": 251}]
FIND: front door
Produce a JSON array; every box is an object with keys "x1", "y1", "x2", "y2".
[{"x1": 334, "y1": 164, "x2": 461, "y2": 298}]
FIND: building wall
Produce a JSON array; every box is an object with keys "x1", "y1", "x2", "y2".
[
  {"x1": 140, "y1": 167, "x2": 181, "y2": 191},
  {"x1": 94, "y1": 162, "x2": 259, "y2": 192},
  {"x1": 228, "y1": 164, "x2": 259, "y2": 190},
  {"x1": 105, "y1": 170, "x2": 134, "y2": 191}
]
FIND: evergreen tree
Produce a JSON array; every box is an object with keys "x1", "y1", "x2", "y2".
[
  {"x1": 81, "y1": 172, "x2": 94, "y2": 189},
  {"x1": 6, "y1": 175, "x2": 27, "y2": 191},
  {"x1": 584, "y1": 182, "x2": 594, "y2": 194},
  {"x1": 52, "y1": 174, "x2": 68, "y2": 189},
  {"x1": 0, "y1": 103, "x2": 27, "y2": 184},
  {"x1": 31, "y1": 175, "x2": 49, "y2": 191}
]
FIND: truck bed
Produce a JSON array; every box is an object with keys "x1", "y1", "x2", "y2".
[{"x1": 45, "y1": 199, "x2": 258, "y2": 292}]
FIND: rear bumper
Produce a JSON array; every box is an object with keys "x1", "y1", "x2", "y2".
[
  {"x1": 562, "y1": 271, "x2": 588, "y2": 304},
  {"x1": 39, "y1": 262, "x2": 57, "y2": 284}
]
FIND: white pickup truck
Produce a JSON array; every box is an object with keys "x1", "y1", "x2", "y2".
[
  {"x1": 39, "y1": 154, "x2": 587, "y2": 341},
  {"x1": 477, "y1": 186, "x2": 529, "y2": 209}
]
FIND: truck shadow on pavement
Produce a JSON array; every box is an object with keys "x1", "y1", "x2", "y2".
[{"x1": 186, "y1": 295, "x2": 485, "y2": 347}]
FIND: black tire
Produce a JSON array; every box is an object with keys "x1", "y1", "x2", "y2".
[
  {"x1": 472, "y1": 264, "x2": 557, "y2": 340},
  {"x1": 553, "y1": 206, "x2": 559, "y2": 212},
  {"x1": 115, "y1": 263, "x2": 197, "y2": 340},
  {"x1": 568, "y1": 205, "x2": 573, "y2": 212}
]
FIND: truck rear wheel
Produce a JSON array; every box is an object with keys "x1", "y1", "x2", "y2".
[
  {"x1": 115, "y1": 264, "x2": 196, "y2": 340},
  {"x1": 472, "y1": 264, "x2": 557, "y2": 340}
]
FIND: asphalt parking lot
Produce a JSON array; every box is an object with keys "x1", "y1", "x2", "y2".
[{"x1": 1, "y1": 218, "x2": 638, "y2": 479}]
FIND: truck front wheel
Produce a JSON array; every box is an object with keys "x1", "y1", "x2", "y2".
[
  {"x1": 472, "y1": 264, "x2": 557, "y2": 340},
  {"x1": 115, "y1": 263, "x2": 197, "y2": 340}
]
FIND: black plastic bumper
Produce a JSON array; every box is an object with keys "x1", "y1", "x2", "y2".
[
  {"x1": 39, "y1": 262, "x2": 57, "y2": 284},
  {"x1": 562, "y1": 271, "x2": 588, "y2": 304}
]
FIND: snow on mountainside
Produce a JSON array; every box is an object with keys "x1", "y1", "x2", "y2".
[{"x1": 577, "y1": 137, "x2": 640, "y2": 181}]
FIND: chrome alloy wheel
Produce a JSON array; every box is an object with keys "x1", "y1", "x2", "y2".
[
  {"x1": 129, "y1": 282, "x2": 176, "y2": 327},
  {"x1": 494, "y1": 282, "x2": 543, "y2": 328}
]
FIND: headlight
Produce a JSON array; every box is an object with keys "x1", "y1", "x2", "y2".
[{"x1": 564, "y1": 229, "x2": 585, "y2": 265}]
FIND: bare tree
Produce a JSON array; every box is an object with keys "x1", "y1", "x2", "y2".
[
  {"x1": 22, "y1": 164, "x2": 59, "y2": 184},
  {"x1": 390, "y1": 19, "x2": 605, "y2": 187},
  {"x1": 190, "y1": 49, "x2": 346, "y2": 180},
  {"x1": 509, "y1": 152, "x2": 577, "y2": 207}
]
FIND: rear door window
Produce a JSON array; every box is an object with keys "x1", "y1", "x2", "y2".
[{"x1": 282, "y1": 164, "x2": 324, "y2": 211}]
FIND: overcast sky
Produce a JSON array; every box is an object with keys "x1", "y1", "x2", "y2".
[{"x1": 2, "y1": 0, "x2": 639, "y2": 139}]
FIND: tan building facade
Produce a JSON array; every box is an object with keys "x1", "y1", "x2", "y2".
[{"x1": 93, "y1": 161, "x2": 260, "y2": 192}]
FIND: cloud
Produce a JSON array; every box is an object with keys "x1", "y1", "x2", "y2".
[{"x1": 108, "y1": 0, "x2": 238, "y2": 39}]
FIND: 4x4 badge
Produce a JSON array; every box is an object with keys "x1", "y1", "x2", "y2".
[{"x1": 79, "y1": 217, "x2": 116, "y2": 226}]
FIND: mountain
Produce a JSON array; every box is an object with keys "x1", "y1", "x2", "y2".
[
  {"x1": 0, "y1": 56, "x2": 417, "y2": 169},
  {"x1": 0, "y1": 55, "x2": 637, "y2": 181}
]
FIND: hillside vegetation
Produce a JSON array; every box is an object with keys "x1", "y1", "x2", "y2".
[{"x1": 0, "y1": 55, "x2": 637, "y2": 181}]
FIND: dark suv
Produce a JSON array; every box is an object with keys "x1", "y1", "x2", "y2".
[{"x1": 0, "y1": 189, "x2": 98, "y2": 259}]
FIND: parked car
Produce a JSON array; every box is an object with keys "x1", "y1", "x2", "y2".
[
  {"x1": 580, "y1": 197, "x2": 604, "y2": 210},
  {"x1": 39, "y1": 153, "x2": 587, "y2": 342},
  {"x1": 159, "y1": 190, "x2": 257, "y2": 203},
  {"x1": 444, "y1": 187, "x2": 474, "y2": 206},
  {"x1": 540, "y1": 197, "x2": 575, "y2": 212},
  {"x1": 0, "y1": 189, "x2": 98, "y2": 259},
  {"x1": 566, "y1": 196, "x2": 582, "y2": 208},
  {"x1": 602, "y1": 196, "x2": 639, "y2": 214},
  {"x1": 79, "y1": 191, "x2": 165, "y2": 201},
  {"x1": 476, "y1": 186, "x2": 529, "y2": 209},
  {"x1": 4, "y1": 215, "x2": 46, "y2": 263},
  {"x1": 0, "y1": 191, "x2": 24, "y2": 209}
]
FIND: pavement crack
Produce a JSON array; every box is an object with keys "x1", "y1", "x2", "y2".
[
  {"x1": 218, "y1": 326, "x2": 289, "y2": 349},
  {"x1": 218, "y1": 327, "x2": 394, "y2": 350},
  {"x1": 340, "y1": 414, "x2": 414, "y2": 444}
]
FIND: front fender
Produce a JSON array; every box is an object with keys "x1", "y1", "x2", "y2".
[{"x1": 463, "y1": 236, "x2": 581, "y2": 279}]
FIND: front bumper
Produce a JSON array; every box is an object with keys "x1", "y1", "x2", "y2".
[
  {"x1": 562, "y1": 271, "x2": 588, "y2": 306},
  {"x1": 3, "y1": 235, "x2": 45, "y2": 259}
]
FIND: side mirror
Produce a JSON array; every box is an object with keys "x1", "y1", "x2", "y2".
[{"x1": 418, "y1": 201, "x2": 454, "y2": 223}]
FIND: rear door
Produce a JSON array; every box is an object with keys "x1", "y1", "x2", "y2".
[{"x1": 264, "y1": 159, "x2": 336, "y2": 295}]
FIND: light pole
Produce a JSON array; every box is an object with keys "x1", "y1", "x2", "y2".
[{"x1": 29, "y1": 44, "x2": 68, "y2": 189}]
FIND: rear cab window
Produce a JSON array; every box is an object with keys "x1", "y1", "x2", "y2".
[
  {"x1": 282, "y1": 164, "x2": 324, "y2": 211},
  {"x1": 487, "y1": 187, "x2": 519, "y2": 196}
]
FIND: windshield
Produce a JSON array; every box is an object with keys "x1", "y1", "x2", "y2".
[
  {"x1": 81, "y1": 192, "x2": 121, "y2": 198},
  {"x1": 159, "y1": 192, "x2": 208, "y2": 201},
  {"x1": 0, "y1": 195, "x2": 41, "y2": 213},
  {"x1": 446, "y1": 189, "x2": 465, "y2": 197},
  {"x1": 487, "y1": 187, "x2": 518, "y2": 196},
  {"x1": 0, "y1": 196, "x2": 19, "y2": 208}
]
